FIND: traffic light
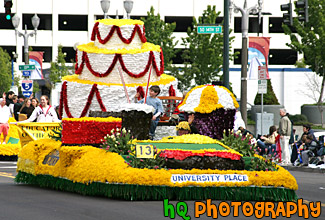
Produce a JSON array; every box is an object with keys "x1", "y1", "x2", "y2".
[
  {"x1": 280, "y1": 2, "x2": 293, "y2": 26},
  {"x1": 295, "y1": 0, "x2": 309, "y2": 22},
  {"x1": 4, "y1": 0, "x2": 13, "y2": 20}
]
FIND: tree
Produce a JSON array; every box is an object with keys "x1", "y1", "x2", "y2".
[
  {"x1": 50, "y1": 45, "x2": 71, "y2": 85},
  {"x1": 181, "y1": 5, "x2": 236, "y2": 89},
  {"x1": 283, "y1": 0, "x2": 325, "y2": 126},
  {"x1": 254, "y1": 80, "x2": 280, "y2": 105},
  {"x1": 141, "y1": 7, "x2": 180, "y2": 82},
  {"x1": 0, "y1": 47, "x2": 12, "y2": 95}
]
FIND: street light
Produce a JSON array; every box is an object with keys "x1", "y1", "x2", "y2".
[
  {"x1": 123, "y1": 0, "x2": 133, "y2": 19},
  {"x1": 230, "y1": 0, "x2": 262, "y2": 126},
  {"x1": 100, "y1": 0, "x2": 110, "y2": 19},
  {"x1": 12, "y1": 14, "x2": 40, "y2": 64}
]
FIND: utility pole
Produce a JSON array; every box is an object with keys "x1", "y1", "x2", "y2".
[
  {"x1": 223, "y1": 0, "x2": 229, "y2": 89},
  {"x1": 230, "y1": 0, "x2": 262, "y2": 126}
]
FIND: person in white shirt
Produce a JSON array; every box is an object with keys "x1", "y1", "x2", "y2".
[
  {"x1": 21, "y1": 95, "x2": 60, "y2": 123},
  {"x1": 0, "y1": 98, "x2": 11, "y2": 144}
]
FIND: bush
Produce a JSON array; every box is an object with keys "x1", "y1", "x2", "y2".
[{"x1": 288, "y1": 114, "x2": 311, "y2": 126}]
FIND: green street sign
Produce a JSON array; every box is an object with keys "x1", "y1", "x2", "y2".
[
  {"x1": 19, "y1": 64, "x2": 35, "y2": 71},
  {"x1": 197, "y1": 26, "x2": 222, "y2": 34}
]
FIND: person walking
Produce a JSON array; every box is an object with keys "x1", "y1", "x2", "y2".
[{"x1": 279, "y1": 108, "x2": 292, "y2": 165}]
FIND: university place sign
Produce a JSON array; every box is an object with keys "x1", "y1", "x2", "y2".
[{"x1": 171, "y1": 174, "x2": 249, "y2": 183}]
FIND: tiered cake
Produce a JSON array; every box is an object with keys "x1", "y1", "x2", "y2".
[{"x1": 59, "y1": 19, "x2": 179, "y2": 118}]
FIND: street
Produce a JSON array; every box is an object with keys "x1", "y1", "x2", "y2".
[{"x1": 0, "y1": 161, "x2": 324, "y2": 220}]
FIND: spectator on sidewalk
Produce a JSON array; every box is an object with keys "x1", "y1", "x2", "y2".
[
  {"x1": 0, "y1": 97, "x2": 11, "y2": 144},
  {"x1": 20, "y1": 95, "x2": 60, "y2": 123},
  {"x1": 301, "y1": 134, "x2": 322, "y2": 166},
  {"x1": 279, "y1": 108, "x2": 292, "y2": 165}
]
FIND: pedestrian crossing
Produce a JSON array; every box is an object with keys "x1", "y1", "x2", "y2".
[{"x1": 0, "y1": 162, "x2": 17, "y2": 169}]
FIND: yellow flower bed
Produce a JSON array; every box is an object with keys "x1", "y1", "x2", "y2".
[
  {"x1": 0, "y1": 117, "x2": 22, "y2": 156},
  {"x1": 63, "y1": 117, "x2": 121, "y2": 123},
  {"x1": 77, "y1": 42, "x2": 161, "y2": 54},
  {"x1": 17, "y1": 139, "x2": 298, "y2": 190},
  {"x1": 96, "y1": 19, "x2": 144, "y2": 26},
  {"x1": 62, "y1": 74, "x2": 176, "y2": 87}
]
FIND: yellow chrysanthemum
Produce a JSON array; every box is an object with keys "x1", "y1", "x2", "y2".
[
  {"x1": 176, "y1": 121, "x2": 191, "y2": 131},
  {"x1": 62, "y1": 74, "x2": 176, "y2": 87},
  {"x1": 96, "y1": 19, "x2": 144, "y2": 26},
  {"x1": 17, "y1": 139, "x2": 298, "y2": 190}
]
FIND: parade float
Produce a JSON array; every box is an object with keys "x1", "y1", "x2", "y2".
[{"x1": 15, "y1": 17, "x2": 298, "y2": 201}]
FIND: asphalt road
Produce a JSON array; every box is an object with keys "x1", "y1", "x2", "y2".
[{"x1": 0, "y1": 161, "x2": 324, "y2": 220}]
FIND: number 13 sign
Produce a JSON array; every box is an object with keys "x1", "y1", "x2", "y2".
[{"x1": 136, "y1": 145, "x2": 154, "y2": 158}]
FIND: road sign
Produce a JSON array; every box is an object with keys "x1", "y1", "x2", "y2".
[
  {"x1": 19, "y1": 64, "x2": 35, "y2": 71},
  {"x1": 258, "y1": 79, "x2": 267, "y2": 94},
  {"x1": 22, "y1": 80, "x2": 33, "y2": 98},
  {"x1": 22, "y1": 70, "x2": 31, "y2": 77},
  {"x1": 197, "y1": 26, "x2": 222, "y2": 34},
  {"x1": 258, "y1": 66, "x2": 267, "y2": 80}
]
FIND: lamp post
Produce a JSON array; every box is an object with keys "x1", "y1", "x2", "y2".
[
  {"x1": 123, "y1": 0, "x2": 133, "y2": 19},
  {"x1": 230, "y1": 0, "x2": 262, "y2": 126},
  {"x1": 12, "y1": 14, "x2": 40, "y2": 64},
  {"x1": 100, "y1": 0, "x2": 110, "y2": 19}
]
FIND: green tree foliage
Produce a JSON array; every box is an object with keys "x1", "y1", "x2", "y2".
[
  {"x1": 0, "y1": 47, "x2": 12, "y2": 94},
  {"x1": 283, "y1": 0, "x2": 325, "y2": 125},
  {"x1": 181, "y1": 5, "x2": 236, "y2": 89},
  {"x1": 283, "y1": 0, "x2": 325, "y2": 102},
  {"x1": 141, "y1": 7, "x2": 179, "y2": 80},
  {"x1": 254, "y1": 80, "x2": 280, "y2": 105},
  {"x1": 50, "y1": 45, "x2": 70, "y2": 84}
]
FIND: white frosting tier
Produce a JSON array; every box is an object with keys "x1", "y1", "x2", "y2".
[
  {"x1": 62, "y1": 78, "x2": 179, "y2": 118},
  {"x1": 94, "y1": 23, "x2": 144, "y2": 50},
  {"x1": 76, "y1": 50, "x2": 162, "y2": 84},
  {"x1": 118, "y1": 103, "x2": 154, "y2": 114}
]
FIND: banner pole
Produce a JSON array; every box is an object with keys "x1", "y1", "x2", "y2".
[
  {"x1": 144, "y1": 65, "x2": 153, "y2": 104},
  {"x1": 118, "y1": 66, "x2": 130, "y2": 104}
]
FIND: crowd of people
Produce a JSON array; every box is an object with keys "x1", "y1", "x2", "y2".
[
  {"x1": 237, "y1": 108, "x2": 325, "y2": 167},
  {"x1": 0, "y1": 91, "x2": 61, "y2": 144}
]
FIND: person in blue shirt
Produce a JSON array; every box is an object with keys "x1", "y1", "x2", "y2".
[{"x1": 135, "y1": 85, "x2": 164, "y2": 140}]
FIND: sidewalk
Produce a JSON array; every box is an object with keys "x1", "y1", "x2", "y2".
[{"x1": 282, "y1": 164, "x2": 325, "y2": 173}]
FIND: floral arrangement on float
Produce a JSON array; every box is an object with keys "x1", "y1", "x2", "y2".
[
  {"x1": 15, "y1": 128, "x2": 298, "y2": 201},
  {"x1": 178, "y1": 85, "x2": 239, "y2": 140},
  {"x1": 0, "y1": 117, "x2": 21, "y2": 160}
]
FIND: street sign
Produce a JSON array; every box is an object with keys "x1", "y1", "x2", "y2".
[
  {"x1": 258, "y1": 79, "x2": 267, "y2": 94},
  {"x1": 258, "y1": 66, "x2": 267, "y2": 80},
  {"x1": 22, "y1": 80, "x2": 33, "y2": 98},
  {"x1": 197, "y1": 26, "x2": 222, "y2": 34},
  {"x1": 22, "y1": 70, "x2": 31, "y2": 77},
  {"x1": 19, "y1": 64, "x2": 35, "y2": 71}
]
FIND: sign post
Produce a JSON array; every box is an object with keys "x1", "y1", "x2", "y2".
[
  {"x1": 20, "y1": 64, "x2": 35, "y2": 98},
  {"x1": 258, "y1": 66, "x2": 267, "y2": 136},
  {"x1": 21, "y1": 80, "x2": 33, "y2": 98}
]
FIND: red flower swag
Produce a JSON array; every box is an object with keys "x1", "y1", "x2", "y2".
[
  {"x1": 62, "y1": 120, "x2": 121, "y2": 144},
  {"x1": 59, "y1": 81, "x2": 107, "y2": 118},
  {"x1": 75, "y1": 50, "x2": 164, "y2": 78},
  {"x1": 91, "y1": 22, "x2": 147, "y2": 45},
  {"x1": 159, "y1": 150, "x2": 241, "y2": 161}
]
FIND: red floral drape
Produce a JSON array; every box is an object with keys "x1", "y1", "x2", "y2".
[
  {"x1": 91, "y1": 22, "x2": 147, "y2": 44},
  {"x1": 75, "y1": 50, "x2": 164, "y2": 78},
  {"x1": 59, "y1": 81, "x2": 107, "y2": 118}
]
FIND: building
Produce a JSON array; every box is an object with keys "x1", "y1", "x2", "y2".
[{"x1": 0, "y1": 0, "x2": 317, "y2": 114}]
